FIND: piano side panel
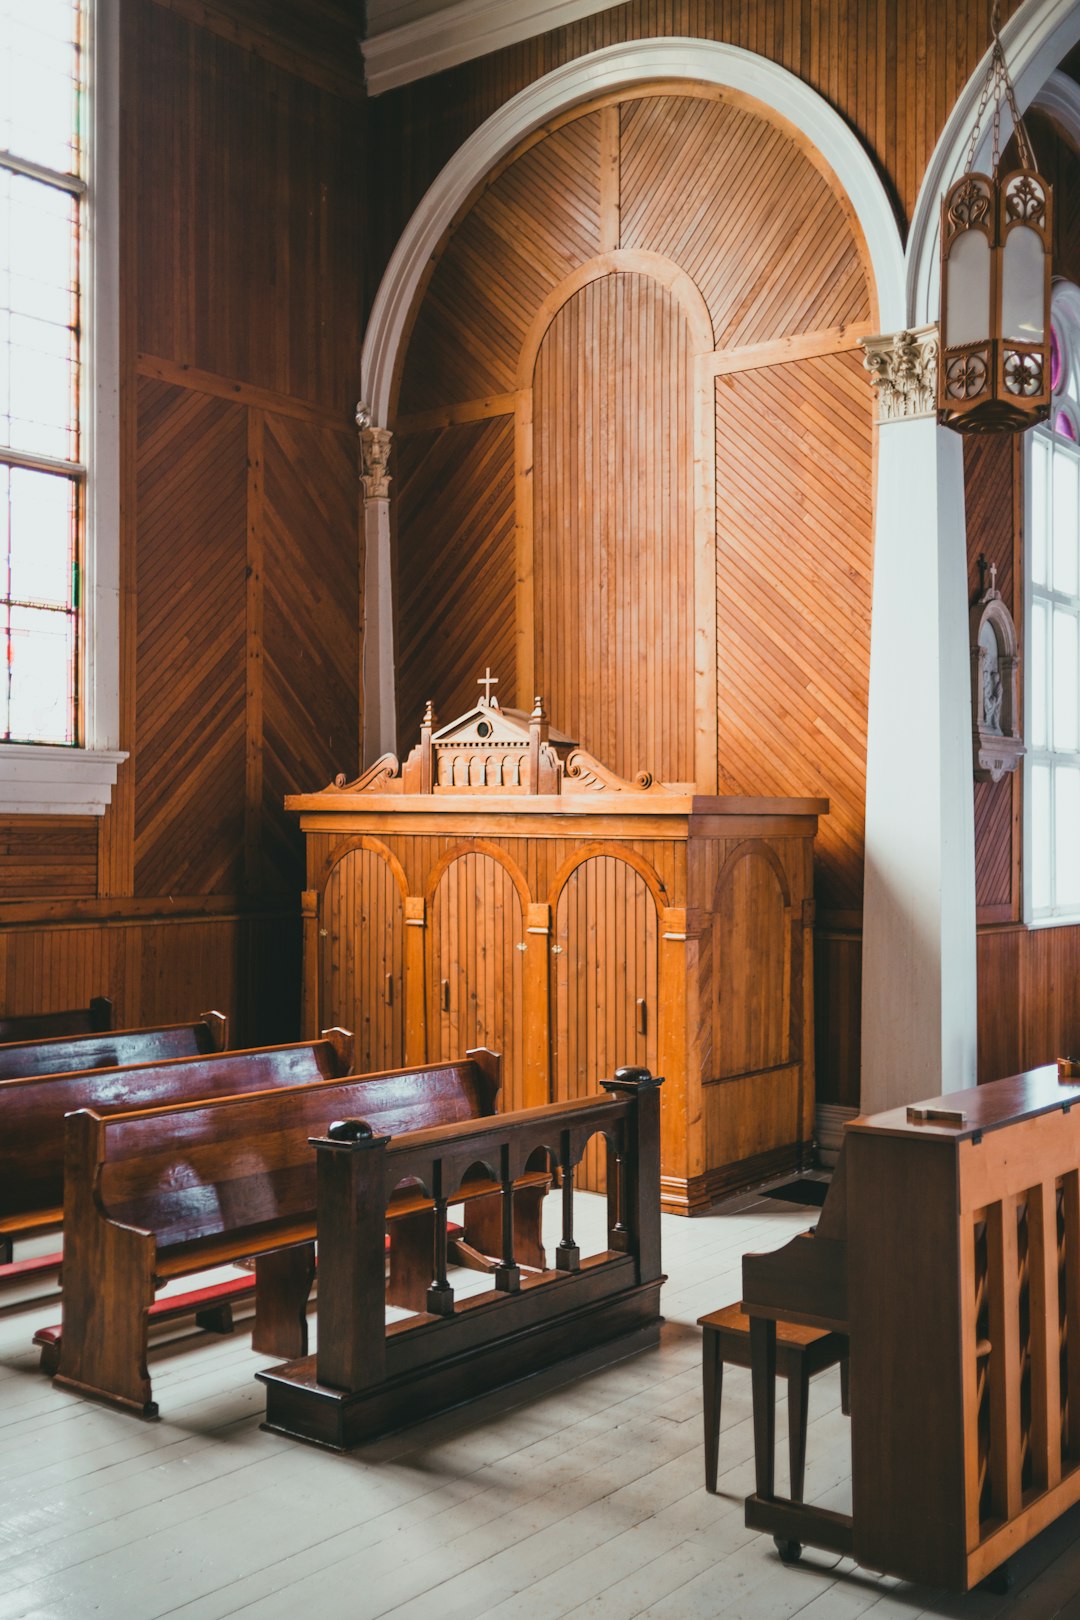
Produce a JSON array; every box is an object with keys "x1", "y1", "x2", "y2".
[{"x1": 848, "y1": 1132, "x2": 970, "y2": 1589}]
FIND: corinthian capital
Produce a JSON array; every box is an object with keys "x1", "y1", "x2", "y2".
[
  {"x1": 860, "y1": 325, "x2": 939, "y2": 423},
  {"x1": 359, "y1": 423, "x2": 393, "y2": 501}
]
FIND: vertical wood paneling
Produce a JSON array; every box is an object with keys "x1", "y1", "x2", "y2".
[
  {"x1": 394, "y1": 419, "x2": 517, "y2": 752},
  {"x1": 135, "y1": 0, "x2": 362, "y2": 408},
  {"x1": 133, "y1": 380, "x2": 248, "y2": 897},
  {"x1": 552, "y1": 855, "x2": 658, "y2": 1189},
  {"x1": 533, "y1": 273, "x2": 695, "y2": 784},
  {"x1": 430, "y1": 852, "x2": 526, "y2": 1112},
  {"x1": 320, "y1": 848, "x2": 405, "y2": 1072}
]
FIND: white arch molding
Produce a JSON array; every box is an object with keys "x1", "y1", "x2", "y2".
[
  {"x1": 360, "y1": 39, "x2": 906, "y2": 424},
  {"x1": 908, "y1": 0, "x2": 1080, "y2": 326},
  {"x1": 360, "y1": 38, "x2": 908, "y2": 768}
]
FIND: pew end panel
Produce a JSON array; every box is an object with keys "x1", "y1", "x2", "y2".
[
  {"x1": 56, "y1": 1110, "x2": 160, "y2": 1417},
  {"x1": 259, "y1": 1070, "x2": 666, "y2": 1451}
]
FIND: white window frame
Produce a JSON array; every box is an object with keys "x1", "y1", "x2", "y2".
[
  {"x1": 1023, "y1": 279, "x2": 1080, "y2": 925},
  {"x1": 0, "y1": 0, "x2": 125, "y2": 814}
]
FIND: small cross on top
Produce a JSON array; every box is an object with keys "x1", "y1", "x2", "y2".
[{"x1": 477, "y1": 667, "x2": 499, "y2": 706}]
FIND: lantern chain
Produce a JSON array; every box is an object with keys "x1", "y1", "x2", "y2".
[{"x1": 963, "y1": 0, "x2": 1037, "y2": 178}]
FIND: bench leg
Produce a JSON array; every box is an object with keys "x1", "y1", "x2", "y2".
[
  {"x1": 194, "y1": 1303, "x2": 235, "y2": 1335},
  {"x1": 0, "y1": 1238, "x2": 12, "y2": 1266},
  {"x1": 702, "y1": 1330, "x2": 723, "y2": 1493},
  {"x1": 788, "y1": 1361, "x2": 809, "y2": 1504},
  {"x1": 387, "y1": 1210, "x2": 435, "y2": 1313},
  {"x1": 749, "y1": 1316, "x2": 777, "y2": 1499},
  {"x1": 253, "y1": 1242, "x2": 316, "y2": 1358},
  {"x1": 840, "y1": 1353, "x2": 851, "y2": 1416}
]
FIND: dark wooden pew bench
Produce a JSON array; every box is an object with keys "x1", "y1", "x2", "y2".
[
  {"x1": 0, "y1": 1027, "x2": 350, "y2": 1285},
  {"x1": 0, "y1": 1009, "x2": 227, "y2": 1085},
  {"x1": 0, "y1": 997, "x2": 113, "y2": 1043},
  {"x1": 50, "y1": 1050, "x2": 548, "y2": 1417}
]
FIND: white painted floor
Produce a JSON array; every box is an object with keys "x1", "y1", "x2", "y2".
[{"x1": 2, "y1": 1189, "x2": 1080, "y2": 1619}]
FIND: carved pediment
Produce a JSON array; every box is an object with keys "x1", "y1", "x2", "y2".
[{"x1": 310, "y1": 676, "x2": 684, "y2": 800}]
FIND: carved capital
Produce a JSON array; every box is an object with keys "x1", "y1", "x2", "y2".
[
  {"x1": 360, "y1": 425, "x2": 393, "y2": 500},
  {"x1": 860, "y1": 324, "x2": 939, "y2": 423}
]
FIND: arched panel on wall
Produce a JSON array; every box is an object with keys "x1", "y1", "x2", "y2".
[
  {"x1": 319, "y1": 842, "x2": 406, "y2": 1072},
  {"x1": 428, "y1": 847, "x2": 527, "y2": 1111},
  {"x1": 551, "y1": 852, "x2": 659, "y2": 1189},
  {"x1": 532, "y1": 271, "x2": 695, "y2": 784},
  {"x1": 707, "y1": 842, "x2": 803, "y2": 1180}
]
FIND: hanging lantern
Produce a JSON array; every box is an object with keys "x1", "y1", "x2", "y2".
[{"x1": 938, "y1": 5, "x2": 1053, "y2": 433}]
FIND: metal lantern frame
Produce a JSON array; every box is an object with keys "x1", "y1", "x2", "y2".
[{"x1": 938, "y1": 10, "x2": 1053, "y2": 434}]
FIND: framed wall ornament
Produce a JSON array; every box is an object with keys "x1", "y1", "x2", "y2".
[{"x1": 971, "y1": 561, "x2": 1023, "y2": 782}]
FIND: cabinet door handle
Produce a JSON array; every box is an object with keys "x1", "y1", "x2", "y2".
[
  {"x1": 441, "y1": 978, "x2": 450, "y2": 1012},
  {"x1": 636, "y1": 998, "x2": 647, "y2": 1036},
  {"x1": 384, "y1": 974, "x2": 393, "y2": 1007}
]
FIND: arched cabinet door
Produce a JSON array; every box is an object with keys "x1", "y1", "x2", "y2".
[
  {"x1": 708, "y1": 845, "x2": 798, "y2": 1173},
  {"x1": 551, "y1": 854, "x2": 659, "y2": 1191},
  {"x1": 429, "y1": 848, "x2": 526, "y2": 1113},
  {"x1": 319, "y1": 845, "x2": 405, "y2": 1073}
]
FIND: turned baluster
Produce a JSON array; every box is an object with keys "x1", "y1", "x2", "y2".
[
  {"x1": 557, "y1": 1128, "x2": 580, "y2": 1272},
  {"x1": 495, "y1": 1143, "x2": 520, "y2": 1292},
  {"x1": 426, "y1": 1156, "x2": 455, "y2": 1316}
]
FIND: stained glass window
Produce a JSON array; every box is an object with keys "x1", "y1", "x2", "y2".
[
  {"x1": 1027, "y1": 281, "x2": 1080, "y2": 920},
  {"x1": 0, "y1": 0, "x2": 83, "y2": 746}
]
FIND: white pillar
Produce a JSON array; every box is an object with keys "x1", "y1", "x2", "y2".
[
  {"x1": 859, "y1": 326, "x2": 978, "y2": 1114},
  {"x1": 359, "y1": 420, "x2": 397, "y2": 766}
]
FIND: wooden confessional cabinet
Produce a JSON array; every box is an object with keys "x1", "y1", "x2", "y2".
[{"x1": 289, "y1": 693, "x2": 825, "y2": 1213}]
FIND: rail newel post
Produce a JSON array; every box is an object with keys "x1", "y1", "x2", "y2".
[
  {"x1": 601, "y1": 1067, "x2": 664, "y2": 1285},
  {"x1": 312, "y1": 1120, "x2": 389, "y2": 1392},
  {"x1": 427, "y1": 1156, "x2": 456, "y2": 1316},
  {"x1": 556, "y1": 1126, "x2": 580, "y2": 1272}
]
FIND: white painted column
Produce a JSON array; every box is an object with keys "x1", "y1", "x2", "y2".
[
  {"x1": 859, "y1": 326, "x2": 978, "y2": 1114},
  {"x1": 358, "y1": 418, "x2": 397, "y2": 766}
]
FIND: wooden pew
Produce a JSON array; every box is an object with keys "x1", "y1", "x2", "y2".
[
  {"x1": 260, "y1": 1067, "x2": 666, "y2": 1451},
  {"x1": 0, "y1": 1010, "x2": 227, "y2": 1084},
  {"x1": 51, "y1": 1051, "x2": 546, "y2": 1418},
  {"x1": 0, "y1": 1029, "x2": 350, "y2": 1286},
  {"x1": 0, "y1": 997, "x2": 113, "y2": 1042}
]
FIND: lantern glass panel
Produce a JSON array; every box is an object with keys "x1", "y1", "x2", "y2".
[
  {"x1": 1002, "y1": 225, "x2": 1046, "y2": 341},
  {"x1": 946, "y1": 228, "x2": 991, "y2": 347}
]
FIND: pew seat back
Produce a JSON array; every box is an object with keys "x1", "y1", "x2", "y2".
[
  {"x1": 0, "y1": 1011, "x2": 227, "y2": 1084},
  {"x1": 0, "y1": 997, "x2": 113, "y2": 1043},
  {"x1": 1, "y1": 1030, "x2": 353, "y2": 1225}
]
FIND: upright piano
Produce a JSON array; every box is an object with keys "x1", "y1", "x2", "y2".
[{"x1": 742, "y1": 1066, "x2": 1080, "y2": 1591}]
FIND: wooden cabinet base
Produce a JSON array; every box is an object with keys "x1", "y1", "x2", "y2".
[
  {"x1": 664, "y1": 1140, "x2": 812, "y2": 1213},
  {"x1": 259, "y1": 1277, "x2": 663, "y2": 1451}
]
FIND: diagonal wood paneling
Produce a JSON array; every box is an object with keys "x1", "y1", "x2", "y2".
[
  {"x1": 533, "y1": 273, "x2": 695, "y2": 784},
  {"x1": 394, "y1": 417, "x2": 517, "y2": 752},
  {"x1": 398, "y1": 114, "x2": 602, "y2": 413},
  {"x1": 714, "y1": 349, "x2": 874, "y2": 914},
  {"x1": 134, "y1": 379, "x2": 247, "y2": 897},
  {"x1": 620, "y1": 94, "x2": 872, "y2": 348},
  {"x1": 261, "y1": 413, "x2": 361, "y2": 891}
]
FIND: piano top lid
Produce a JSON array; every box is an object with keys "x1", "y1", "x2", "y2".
[{"x1": 847, "y1": 1063, "x2": 1080, "y2": 1144}]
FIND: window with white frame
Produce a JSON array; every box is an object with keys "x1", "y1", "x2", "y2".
[
  {"x1": 0, "y1": 0, "x2": 85, "y2": 745},
  {"x1": 1026, "y1": 279, "x2": 1080, "y2": 920},
  {"x1": 0, "y1": 0, "x2": 123, "y2": 814}
]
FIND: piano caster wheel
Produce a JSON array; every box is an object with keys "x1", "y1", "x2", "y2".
[{"x1": 774, "y1": 1537, "x2": 802, "y2": 1564}]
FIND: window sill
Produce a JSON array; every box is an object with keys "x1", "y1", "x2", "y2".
[
  {"x1": 0, "y1": 744, "x2": 128, "y2": 816},
  {"x1": 1025, "y1": 912, "x2": 1080, "y2": 931}
]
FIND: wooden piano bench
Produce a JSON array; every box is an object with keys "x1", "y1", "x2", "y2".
[{"x1": 698, "y1": 1303, "x2": 848, "y2": 1499}]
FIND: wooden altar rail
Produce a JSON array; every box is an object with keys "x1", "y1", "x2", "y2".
[{"x1": 259, "y1": 1068, "x2": 665, "y2": 1451}]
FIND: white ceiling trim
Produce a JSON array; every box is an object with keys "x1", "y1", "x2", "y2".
[{"x1": 362, "y1": 0, "x2": 626, "y2": 95}]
